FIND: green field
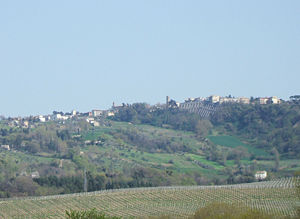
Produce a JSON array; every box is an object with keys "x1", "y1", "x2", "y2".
[
  {"x1": 79, "y1": 123, "x2": 290, "y2": 180},
  {"x1": 208, "y1": 135, "x2": 270, "y2": 156},
  {"x1": 79, "y1": 122, "x2": 223, "y2": 177},
  {"x1": 53, "y1": 122, "x2": 300, "y2": 180},
  {"x1": 0, "y1": 177, "x2": 298, "y2": 218}
]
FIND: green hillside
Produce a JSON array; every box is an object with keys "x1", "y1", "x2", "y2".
[
  {"x1": 208, "y1": 135, "x2": 269, "y2": 157},
  {"x1": 0, "y1": 102, "x2": 300, "y2": 198}
]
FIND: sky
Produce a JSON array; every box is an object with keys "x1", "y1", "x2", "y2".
[{"x1": 0, "y1": 1, "x2": 299, "y2": 117}]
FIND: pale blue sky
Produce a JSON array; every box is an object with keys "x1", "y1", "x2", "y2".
[{"x1": 0, "y1": 1, "x2": 299, "y2": 116}]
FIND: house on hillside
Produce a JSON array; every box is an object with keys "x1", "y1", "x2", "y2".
[
  {"x1": 86, "y1": 117, "x2": 94, "y2": 123},
  {"x1": 93, "y1": 121, "x2": 100, "y2": 127},
  {"x1": 92, "y1": 110, "x2": 103, "y2": 117},
  {"x1": 268, "y1": 96, "x2": 281, "y2": 104},
  {"x1": 255, "y1": 171, "x2": 267, "y2": 180},
  {"x1": 106, "y1": 111, "x2": 115, "y2": 117},
  {"x1": 258, "y1": 98, "x2": 269, "y2": 104},
  {"x1": 22, "y1": 121, "x2": 29, "y2": 128},
  {"x1": 258, "y1": 97, "x2": 281, "y2": 104},
  {"x1": 209, "y1": 95, "x2": 220, "y2": 103},
  {"x1": 219, "y1": 97, "x2": 239, "y2": 104},
  {"x1": 238, "y1": 97, "x2": 250, "y2": 104},
  {"x1": 51, "y1": 114, "x2": 69, "y2": 120},
  {"x1": 31, "y1": 171, "x2": 40, "y2": 179},
  {"x1": 51, "y1": 113, "x2": 62, "y2": 120},
  {"x1": 71, "y1": 110, "x2": 77, "y2": 116},
  {"x1": 1, "y1": 145, "x2": 10, "y2": 151},
  {"x1": 38, "y1": 116, "x2": 46, "y2": 122}
]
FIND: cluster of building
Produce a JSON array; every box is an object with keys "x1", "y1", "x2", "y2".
[
  {"x1": 3, "y1": 109, "x2": 116, "y2": 129},
  {"x1": 165, "y1": 95, "x2": 282, "y2": 118},
  {"x1": 167, "y1": 95, "x2": 282, "y2": 109},
  {"x1": 166, "y1": 95, "x2": 282, "y2": 110},
  {"x1": 1, "y1": 95, "x2": 283, "y2": 129},
  {"x1": 185, "y1": 95, "x2": 282, "y2": 105},
  {"x1": 19, "y1": 170, "x2": 40, "y2": 179}
]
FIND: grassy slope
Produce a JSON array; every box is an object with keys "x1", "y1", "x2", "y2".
[
  {"x1": 207, "y1": 135, "x2": 300, "y2": 174},
  {"x1": 1, "y1": 120, "x2": 299, "y2": 190},
  {"x1": 81, "y1": 121, "x2": 300, "y2": 177},
  {"x1": 207, "y1": 135, "x2": 269, "y2": 156},
  {"x1": 80, "y1": 122, "x2": 224, "y2": 178}
]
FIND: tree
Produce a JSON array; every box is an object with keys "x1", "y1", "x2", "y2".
[
  {"x1": 195, "y1": 120, "x2": 212, "y2": 137},
  {"x1": 229, "y1": 146, "x2": 249, "y2": 161},
  {"x1": 65, "y1": 208, "x2": 121, "y2": 219},
  {"x1": 290, "y1": 95, "x2": 300, "y2": 104},
  {"x1": 271, "y1": 148, "x2": 280, "y2": 172},
  {"x1": 15, "y1": 176, "x2": 39, "y2": 196},
  {"x1": 27, "y1": 141, "x2": 41, "y2": 153}
]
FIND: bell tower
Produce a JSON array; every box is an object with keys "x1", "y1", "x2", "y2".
[{"x1": 166, "y1": 96, "x2": 170, "y2": 109}]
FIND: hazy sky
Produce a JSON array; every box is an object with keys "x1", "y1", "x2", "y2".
[{"x1": 1, "y1": 1, "x2": 299, "y2": 116}]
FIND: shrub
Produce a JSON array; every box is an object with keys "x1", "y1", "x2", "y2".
[{"x1": 65, "y1": 208, "x2": 121, "y2": 219}]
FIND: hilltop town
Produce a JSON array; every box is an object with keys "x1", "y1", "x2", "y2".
[
  {"x1": 167, "y1": 95, "x2": 282, "y2": 108},
  {"x1": 0, "y1": 95, "x2": 289, "y2": 130},
  {"x1": 166, "y1": 95, "x2": 283, "y2": 118}
]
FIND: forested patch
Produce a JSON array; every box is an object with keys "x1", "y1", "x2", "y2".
[
  {"x1": 113, "y1": 103, "x2": 300, "y2": 159},
  {"x1": 211, "y1": 103, "x2": 300, "y2": 158}
]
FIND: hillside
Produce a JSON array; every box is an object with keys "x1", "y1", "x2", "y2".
[
  {"x1": 211, "y1": 103, "x2": 300, "y2": 159},
  {"x1": 0, "y1": 102, "x2": 299, "y2": 198},
  {"x1": 0, "y1": 177, "x2": 298, "y2": 218},
  {"x1": 114, "y1": 102, "x2": 300, "y2": 159}
]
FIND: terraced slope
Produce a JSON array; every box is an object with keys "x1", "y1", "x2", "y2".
[{"x1": 0, "y1": 178, "x2": 298, "y2": 219}]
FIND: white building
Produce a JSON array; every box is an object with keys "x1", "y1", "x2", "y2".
[
  {"x1": 255, "y1": 171, "x2": 267, "y2": 180},
  {"x1": 31, "y1": 171, "x2": 40, "y2": 179},
  {"x1": 71, "y1": 110, "x2": 77, "y2": 116},
  {"x1": 61, "y1": 115, "x2": 69, "y2": 120},
  {"x1": 238, "y1": 97, "x2": 250, "y2": 104},
  {"x1": 51, "y1": 114, "x2": 69, "y2": 120},
  {"x1": 52, "y1": 114, "x2": 62, "y2": 120},
  {"x1": 22, "y1": 121, "x2": 29, "y2": 128},
  {"x1": 219, "y1": 97, "x2": 239, "y2": 104},
  {"x1": 269, "y1": 96, "x2": 281, "y2": 104},
  {"x1": 107, "y1": 111, "x2": 115, "y2": 117},
  {"x1": 259, "y1": 98, "x2": 269, "y2": 104},
  {"x1": 1, "y1": 145, "x2": 10, "y2": 150},
  {"x1": 209, "y1": 95, "x2": 220, "y2": 103},
  {"x1": 86, "y1": 117, "x2": 94, "y2": 123},
  {"x1": 39, "y1": 116, "x2": 46, "y2": 122},
  {"x1": 92, "y1": 110, "x2": 103, "y2": 117},
  {"x1": 93, "y1": 121, "x2": 100, "y2": 127}
]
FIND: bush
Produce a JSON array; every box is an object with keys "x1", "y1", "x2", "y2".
[{"x1": 65, "y1": 208, "x2": 121, "y2": 219}]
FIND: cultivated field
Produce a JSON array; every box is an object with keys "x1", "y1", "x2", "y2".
[{"x1": 0, "y1": 177, "x2": 298, "y2": 219}]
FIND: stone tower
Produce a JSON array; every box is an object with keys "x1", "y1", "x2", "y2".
[{"x1": 166, "y1": 96, "x2": 170, "y2": 109}]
